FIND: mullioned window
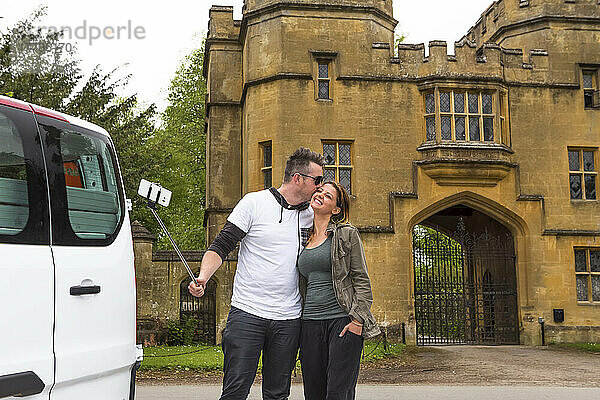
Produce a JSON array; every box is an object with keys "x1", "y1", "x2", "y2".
[{"x1": 423, "y1": 89, "x2": 508, "y2": 145}]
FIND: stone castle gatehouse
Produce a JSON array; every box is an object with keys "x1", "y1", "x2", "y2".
[{"x1": 139, "y1": 0, "x2": 600, "y2": 346}]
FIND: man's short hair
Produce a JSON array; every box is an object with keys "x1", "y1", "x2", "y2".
[{"x1": 283, "y1": 148, "x2": 325, "y2": 183}]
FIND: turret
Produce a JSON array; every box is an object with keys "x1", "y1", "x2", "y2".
[{"x1": 466, "y1": 0, "x2": 600, "y2": 48}]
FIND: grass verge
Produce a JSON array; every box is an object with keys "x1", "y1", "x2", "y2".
[
  {"x1": 140, "y1": 345, "x2": 223, "y2": 371},
  {"x1": 141, "y1": 340, "x2": 406, "y2": 372},
  {"x1": 552, "y1": 342, "x2": 600, "y2": 353}
]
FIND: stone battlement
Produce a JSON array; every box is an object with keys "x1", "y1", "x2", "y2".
[
  {"x1": 208, "y1": 5, "x2": 241, "y2": 41},
  {"x1": 388, "y1": 40, "x2": 548, "y2": 81},
  {"x1": 466, "y1": 0, "x2": 600, "y2": 46},
  {"x1": 207, "y1": 1, "x2": 600, "y2": 86},
  {"x1": 242, "y1": 0, "x2": 393, "y2": 16}
]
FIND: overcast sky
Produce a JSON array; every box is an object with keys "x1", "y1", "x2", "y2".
[{"x1": 2, "y1": 0, "x2": 493, "y2": 112}]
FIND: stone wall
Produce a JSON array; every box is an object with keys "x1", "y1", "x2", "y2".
[{"x1": 132, "y1": 221, "x2": 236, "y2": 346}]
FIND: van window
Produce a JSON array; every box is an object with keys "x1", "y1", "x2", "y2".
[
  {"x1": 0, "y1": 106, "x2": 50, "y2": 244},
  {"x1": 37, "y1": 116, "x2": 124, "y2": 245},
  {"x1": 0, "y1": 113, "x2": 29, "y2": 235},
  {"x1": 60, "y1": 129, "x2": 122, "y2": 240}
]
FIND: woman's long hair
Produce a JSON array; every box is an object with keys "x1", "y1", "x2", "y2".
[{"x1": 324, "y1": 180, "x2": 350, "y2": 225}]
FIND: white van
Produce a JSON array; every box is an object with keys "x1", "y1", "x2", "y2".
[{"x1": 0, "y1": 95, "x2": 141, "y2": 399}]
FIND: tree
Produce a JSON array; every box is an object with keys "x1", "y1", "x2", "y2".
[
  {"x1": 0, "y1": 8, "x2": 161, "y2": 225},
  {"x1": 1, "y1": 8, "x2": 208, "y2": 249},
  {"x1": 0, "y1": 7, "x2": 80, "y2": 108},
  {"x1": 143, "y1": 46, "x2": 207, "y2": 249}
]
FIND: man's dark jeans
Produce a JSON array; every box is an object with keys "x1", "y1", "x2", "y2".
[
  {"x1": 299, "y1": 316, "x2": 364, "y2": 400},
  {"x1": 220, "y1": 306, "x2": 301, "y2": 400}
]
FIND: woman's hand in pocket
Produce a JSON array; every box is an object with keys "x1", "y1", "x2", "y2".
[{"x1": 339, "y1": 320, "x2": 363, "y2": 337}]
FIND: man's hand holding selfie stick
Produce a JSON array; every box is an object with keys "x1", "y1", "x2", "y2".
[{"x1": 188, "y1": 277, "x2": 206, "y2": 297}]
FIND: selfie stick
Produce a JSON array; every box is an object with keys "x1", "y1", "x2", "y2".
[{"x1": 144, "y1": 185, "x2": 200, "y2": 287}]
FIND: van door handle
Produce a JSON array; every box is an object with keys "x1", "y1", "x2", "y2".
[
  {"x1": 70, "y1": 285, "x2": 101, "y2": 296},
  {"x1": 0, "y1": 371, "x2": 44, "y2": 398}
]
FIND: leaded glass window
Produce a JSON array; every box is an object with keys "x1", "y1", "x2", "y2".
[
  {"x1": 585, "y1": 175, "x2": 597, "y2": 199},
  {"x1": 441, "y1": 116, "x2": 452, "y2": 140},
  {"x1": 482, "y1": 94, "x2": 493, "y2": 114},
  {"x1": 423, "y1": 90, "x2": 499, "y2": 143},
  {"x1": 324, "y1": 168, "x2": 335, "y2": 182},
  {"x1": 260, "y1": 141, "x2": 272, "y2": 189},
  {"x1": 583, "y1": 151, "x2": 595, "y2": 171},
  {"x1": 425, "y1": 93, "x2": 435, "y2": 114},
  {"x1": 568, "y1": 149, "x2": 597, "y2": 200},
  {"x1": 575, "y1": 250, "x2": 587, "y2": 272},
  {"x1": 592, "y1": 277, "x2": 600, "y2": 302},
  {"x1": 574, "y1": 248, "x2": 600, "y2": 303},
  {"x1": 455, "y1": 117, "x2": 466, "y2": 141},
  {"x1": 483, "y1": 117, "x2": 494, "y2": 141},
  {"x1": 323, "y1": 143, "x2": 335, "y2": 165},
  {"x1": 318, "y1": 81, "x2": 329, "y2": 100},
  {"x1": 577, "y1": 275, "x2": 589, "y2": 302},
  {"x1": 468, "y1": 93, "x2": 479, "y2": 113},
  {"x1": 424, "y1": 91, "x2": 436, "y2": 142},
  {"x1": 263, "y1": 170, "x2": 272, "y2": 190},
  {"x1": 583, "y1": 70, "x2": 597, "y2": 108},
  {"x1": 322, "y1": 141, "x2": 353, "y2": 194},
  {"x1": 426, "y1": 116, "x2": 436, "y2": 142},
  {"x1": 339, "y1": 144, "x2": 351, "y2": 165},
  {"x1": 318, "y1": 64, "x2": 328, "y2": 79},
  {"x1": 469, "y1": 117, "x2": 480, "y2": 141},
  {"x1": 454, "y1": 92, "x2": 465, "y2": 113},
  {"x1": 339, "y1": 169, "x2": 351, "y2": 193},
  {"x1": 570, "y1": 174, "x2": 582, "y2": 199},
  {"x1": 440, "y1": 92, "x2": 451, "y2": 113},
  {"x1": 263, "y1": 144, "x2": 272, "y2": 167},
  {"x1": 317, "y1": 62, "x2": 331, "y2": 100},
  {"x1": 591, "y1": 250, "x2": 600, "y2": 272},
  {"x1": 499, "y1": 93, "x2": 509, "y2": 146},
  {"x1": 569, "y1": 151, "x2": 580, "y2": 171},
  {"x1": 583, "y1": 72, "x2": 593, "y2": 89}
]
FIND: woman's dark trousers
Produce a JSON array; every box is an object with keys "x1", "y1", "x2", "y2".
[{"x1": 300, "y1": 317, "x2": 364, "y2": 400}]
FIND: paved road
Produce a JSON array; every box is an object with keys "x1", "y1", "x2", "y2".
[{"x1": 136, "y1": 384, "x2": 600, "y2": 399}]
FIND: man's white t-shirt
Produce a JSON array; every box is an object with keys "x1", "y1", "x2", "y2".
[{"x1": 227, "y1": 189, "x2": 313, "y2": 320}]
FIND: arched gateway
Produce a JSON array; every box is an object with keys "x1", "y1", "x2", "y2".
[
  {"x1": 412, "y1": 205, "x2": 519, "y2": 345},
  {"x1": 179, "y1": 278, "x2": 217, "y2": 345}
]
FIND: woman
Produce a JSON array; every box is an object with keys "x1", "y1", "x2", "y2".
[{"x1": 298, "y1": 180, "x2": 380, "y2": 400}]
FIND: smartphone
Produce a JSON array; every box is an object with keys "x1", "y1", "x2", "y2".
[{"x1": 137, "y1": 179, "x2": 172, "y2": 207}]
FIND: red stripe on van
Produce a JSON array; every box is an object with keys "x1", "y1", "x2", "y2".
[
  {"x1": 0, "y1": 97, "x2": 32, "y2": 112},
  {"x1": 31, "y1": 105, "x2": 70, "y2": 123}
]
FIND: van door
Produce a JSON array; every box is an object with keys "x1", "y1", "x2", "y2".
[
  {"x1": 36, "y1": 116, "x2": 136, "y2": 399},
  {"x1": 0, "y1": 104, "x2": 53, "y2": 399}
]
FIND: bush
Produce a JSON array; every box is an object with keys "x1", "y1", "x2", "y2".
[
  {"x1": 182, "y1": 316, "x2": 200, "y2": 345},
  {"x1": 166, "y1": 320, "x2": 184, "y2": 346},
  {"x1": 166, "y1": 316, "x2": 201, "y2": 346}
]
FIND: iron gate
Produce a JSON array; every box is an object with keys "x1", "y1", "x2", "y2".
[
  {"x1": 179, "y1": 278, "x2": 217, "y2": 345},
  {"x1": 413, "y1": 220, "x2": 519, "y2": 345}
]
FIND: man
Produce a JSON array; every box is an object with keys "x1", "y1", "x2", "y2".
[{"x1": 189, "y1": 148, "x2": 325, "y2": 400}]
